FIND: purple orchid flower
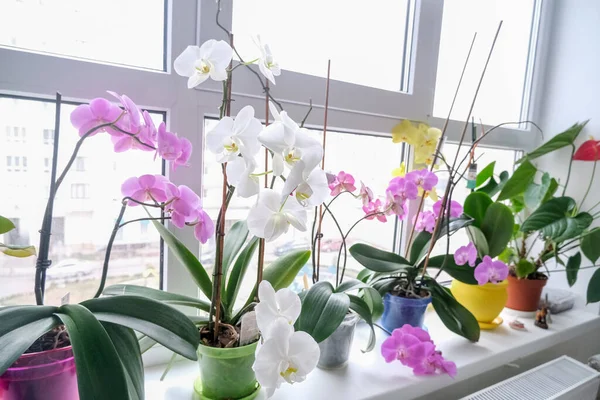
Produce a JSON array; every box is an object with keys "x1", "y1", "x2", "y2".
[
  {"x1": 70, "y1": 98, "x2": 121, "y2": 137},
  {"x1": 454, "y1": 242, "x2": 477, "y2": 267},
  {"x1": 413, "y1": 211, "x2": 436, "y2": 233},
  {"x1": 363, "y1": 199, "x2": 387, "y2": 223},
  {"x1": 121, "y1": 174, "x2": 169, "y2": 205},
  {"x1": 433, "y1": 199, "x2": 463, "y2": 218},
  {"x1": 193, "y1": 208, "x2": 214, "y2": 244},
  {"x1": 329, "y1": 171, "x2": 357, "y2": 196},
  {"x1": 474, "y1": 256, "x2": 509, "y2": 285},
  {"x1": 406, "y1": 168, "x2": 438, "y2": 191}
]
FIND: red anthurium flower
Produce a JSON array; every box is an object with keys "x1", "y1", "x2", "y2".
[{"x1": 573, "y1": 140, "x2": 600, "y2": 161}]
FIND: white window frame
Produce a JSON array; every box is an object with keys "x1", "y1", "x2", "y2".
[{"x1": 0, "y1": 0, "x2": 553, "y2": 302}]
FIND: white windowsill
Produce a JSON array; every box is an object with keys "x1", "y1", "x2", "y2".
[{"x1": 144, "y1": 304, "x2": 600, "y2": 400}]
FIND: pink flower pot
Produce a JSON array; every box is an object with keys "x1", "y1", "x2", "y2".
[{"x1": 0, "y1": 346, "x2": 78, "y2": 400}]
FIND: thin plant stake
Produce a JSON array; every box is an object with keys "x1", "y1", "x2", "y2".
[{"x1": 256, "y1": 80, "x2": 270, "y2": 287}]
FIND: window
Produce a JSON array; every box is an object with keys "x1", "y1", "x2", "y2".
[
  {"x1": 0, "y1": 0, "x2": 167, "y2": 70},
  {"x1": 43, "y1": 128, "x2": 54, "y2": 144},
  {"x1": 4, "y1": 126, "x2": 26, "y2": 141},
  {"x1": 70, "y1": 183, "x2": 89, "y2": 199},
  {"x1": 75, "y1": 157, "x2": 85, "y2": 172},
  {"x1": 22, "y1": 156, "x2": 27, "y2": 170},
  {"x1": 44, "y1": 157, "x2": 50, "y2": 172},
  {"x1": 6, "y1": 156, "x2": 11, "y2": 169},
  {"x1": 433, "y1": 0, "x2": 538, "y2": 125}
]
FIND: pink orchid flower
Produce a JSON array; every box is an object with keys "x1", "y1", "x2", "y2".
[
  {"x1": 406, "y1": 168, "x2": 438, "y2": 191},
  {"x1": 107, "y1": 91, "x2": 141, "y2": 133},
  {"x1": 474, "y1": 256, "x2": 508, "y2": 285},
  {"x1": 167, "y1": 185, "x2": 201, "y2": 228},
  {"x1": 329, "y1": 171, "x2": 357, "y2": 196},
  {"x1": 387, "y1": 177, "x2": 419, "y2": 202},
  {"x1": 193, "y1": 208, "x2": 214, "y2": 244},
  {"x1": 385, "y1": 190, "x2": 409, "y2": 219},
  {"x1": 70, "y1": 98, "x2": 122, "y2": 137},
  {"x1": 363, "y1": 199, "x2": 387, "y2": 223},
  {"x1": 413, "y1": 211, "x2": 436, "y2": 233},
  {"x1": 359, "y1": 181, "x2": 374, "y2": 207},
  {"x1": 121, "y1": 174, "x2": 169, "y2": 205},
  {"x1": 454, "y1": 242, "x2": 477, "y2": 267},
  {"x1": 412, "y1": 350, "x2": 457, "y2": 378},
  {"x1": 156, "y1": 122, "x2": 192, "y2": 170},
  {"x1": 433, "y1": 199, "x2": 463, "y2": 218}
]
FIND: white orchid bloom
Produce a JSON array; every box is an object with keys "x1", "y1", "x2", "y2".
[
  {"x1": 253, "y1": 318, "x2": 320, "y2": 398},
  {"x1": 247, "y1": 189, "x2": 307, "y2": 241},
  {"x1": 174, "y1": 40, "x2": 233, "y2": 88},
  {"x1": 206, "y1": 105, "x2": 262, "y2": 163},
  {"x1": 226, "y1": 156, "x2": 260, "y2": 198},
  {"x1": 282, "y1": 162, "x2": 329, "y2": 207},
  {"x1": 255, "y1": 36, "x2": 281, "y2": 85},
  {"x1": 255, "y1": 281, "x2": 301, "y2": 338},
  {"x1": 259, "y1": 102, "x2": 323, "y2": 179}
]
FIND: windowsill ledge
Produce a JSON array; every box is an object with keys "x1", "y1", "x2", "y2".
[{"x1": 144, "y1": 304, "x2": 600, "y2": 399}]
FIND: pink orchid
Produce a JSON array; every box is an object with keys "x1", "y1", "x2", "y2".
[
  {"x1": 156, "y1": 122, "x2": 192, "y2": 170},
  {"x1": 121, "y1": 174, "x2": 169, "y2": 205},
  {"x1": 433, "y1": 199, "x2": 463, "y2": 218},
  {"x1": 412, "y1": 350, "x2": 457, "y2": 378},
  {"x1": 413, "y1": 211, "x2": 436, "y2": 233},
  {"x1": 385, "y1": 190, "x2": 409, "y2": 219},
  {"x1": 387, "y1": 177, "x2": 419, "y2": 202},
  {"x1": 454, "y1": 242, "x2": 477, "y2": 267},
  {"x1": 474, "y1": 256, "x2": 508, "y2": 285},
  {"x1": 193, "y1": 208, "x2": 214, "y2": 244},
  {"x1": 70, "y1": 98, "x2": 122, "y2": 137},
  {"x1": 359, "y1": 181, "x2": 374, "y2": 207},
  {"x1": 329, "y1": 171, "x2": 357, "y2": 196},
  {"x1": 167, "y1": 185, "x2": 201, "y2": 228},
  {"x1": 363, "y1": 199, "x2": 387, "y2": 223},
  {"x1": 108, "y1": 91, "x2": 141, "y2": 133},
  {"x1": 406, "y1": 168, "x2": 438, "y2": 191}
]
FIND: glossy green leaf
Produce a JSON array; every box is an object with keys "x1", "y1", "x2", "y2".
[
  {"x1": 427, "y1": 280, "x2": 480, "y2": 342},
  {"x1": 498, "y1": 246, "x2": 517, "y2": 265},
  {"x1": 0, "y1": 244, "x2": 36, "y2": 257},
  {"x1": 425, "y1": 255, "x2": 477, "y2": 285},
  {"x1": 409, "y1": 231, "x2": 432, "y2": 265},
  {"x1": 222, "y1": 221, "x2": 250, "y2": 292},
  {"x1": 296, "y1": 281, "x2": 350, "y2": 343},
  {"x1": 566, "y1": 252, "x2": 582, "y2": 287},
  {"x1": 372, "y1": 276, "x2": 399, "y2": 296},
  {"x1": 510, "y1": 195, "x2": 525, "y2": 214},
  {"x1": 335, "y1": 278, "x2": 370, "y2": 293},
  {"x1": 521, "y1": 197, "x2": 576, "y2": 232},
  {"x1": 81, "y1": 296, "x2": 199, "y2": 361},
  {"x1": 151, "y1": 220, "x2": 212, "y2": 300},
  {"x1": 348, "y1": 294, "x2": 376, "y2": 352},
  {"x1": 515, "y1": 259, "x2": 536, "y2": 278},
  {"x1": 539, "y1": 212, "x2": 592, "y2": 243},
  {"x1": 587, "y1": 269, "x2": 600, "y2": 303},
  {"x1": 466, "y1": 226, "x2": 489, "y2": 257},
  {"x1": 498, "y1": 160, "x2": 537, "y2": 201},
  {"x1": 349, "y1": 243, "x2": 411, "y2": 272},
  {"x1": 225, "y1": 237, "x2": 259, "y2": 314},
  {"x1": 357, "y1": 268, "x2": 374, "y2": 283},
  {"x1": 542, "y1": 178, "x2": 559, "y2": 203},
  {"x1": 524, "y1": 173, "x2": 552, "y2": 210},
  {"x1": 477, "y1": 171, "x2": 509, "y2": 198},
  {"x1": 475, "y1": 161, "x2": 496, "y2": 187},
  {"x1": 464, "y1": 192, "x2": 493, "y2": 228},
  {"x1": 582, "y1": 228, "x2": 600, "y2": 264},
  {"x1": 362, "y1": 287, "x2": 384, "y2": 321},
  {"x1": 0, "y1": 305, "x2": 58, "y2": 337},
  {"x1": 139, "y1": 335, "x2": 158, "y2": 354},
  {"x1": 518, "y1": 121, "x2": 588, "y2": 163},
  {"x1": 57, "y1": 304, "x2": 130, "y2": 400},
  {"x1": 481, "y1": 202, "x2": 515, "y2": 257},
  {"x1": 101, "y1": 322, "x2": 144, "y2": 400},
  {"x1": 103, "y1": 284, "x2": 210, "y2": 312},
  {"x1": 0, "y1": 215, "x2": 15, "y2": 235}
]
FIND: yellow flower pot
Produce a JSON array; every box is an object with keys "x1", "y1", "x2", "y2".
[{"x1": 450, "y1": 279, "x2": 508, "y2": 330}]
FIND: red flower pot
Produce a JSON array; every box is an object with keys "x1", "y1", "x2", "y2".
[
  {"x1": 0, "y1": 346, "x2": 78, "y2": 400},
  {"x1": 506, "y1": 274, "x2": 547, "y2": 312}
]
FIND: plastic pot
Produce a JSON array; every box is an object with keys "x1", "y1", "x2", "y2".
[
  {"x1": 0, "y1": 346, "x2": 78, "y2": 400},
  {"x1": 451, "y1": 279, "x2": 508, "y2": 329},
  {"x1": 506, "y1": 273, "x2": 548, "y2": 312},
  {"x1": 380, "y1": 292, "x2": 432, "y2": 333},
  {"x1": 194, "y1": 341, "x2": 259, "y2": 400},
  {"x1": 317, "y1": 313, "x2": 358, "y2": 369}
]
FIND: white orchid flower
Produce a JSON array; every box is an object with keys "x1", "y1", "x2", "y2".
[
  {"x1": 255, "y1": 36, "x2": 281, "y2": 85},
  {"x1": 255, "y1": 281, "x2": 301, "y2": 338},
  {"x1": 253, "y1": 318, "x2": 320, "y2": 398},
  {"x1": 247, "y1": 188, "x2": 307, "y2": 241},
  {"x1": 174, "y1": 40, "x2": 233, "y2": 88},
  {"x1": 226, "y1": 156, "x2": 260, "y2": 198},
  {"x1": 282, "y1": 162, "x2": 329, "y2": 207},
  {"x1": 206, "y1": 105, "x2": 262, "y2": 163}
]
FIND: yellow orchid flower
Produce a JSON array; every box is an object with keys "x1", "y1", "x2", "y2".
[
  {"x1": 391, "y1": 162, "x2": 406, "y2": 177},
  {"x1": 418, "y1": 186, "x2": 439, "y2": 201},
  {"x1": 391, "y1": 120, "x2": 419, "y2": 145}
]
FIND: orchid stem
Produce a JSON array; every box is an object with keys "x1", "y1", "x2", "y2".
[
  {"x1": 581, "y1": 158, "x2": 597, "y2": 208},
  {"x1": 562, "y1": 145, "x2": 576, "y2": 196}
]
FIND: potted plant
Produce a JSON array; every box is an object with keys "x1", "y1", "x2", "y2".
[{"x1": 0, "y1": 93, "x2": 203, "y2": 400}]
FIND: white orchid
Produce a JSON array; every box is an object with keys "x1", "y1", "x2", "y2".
[
  {"x1": 253, "y1": 318, "x2": 320, "y2": 398},
  {"x1": 247, "y1": 189, "x2": 307, "y2": 241},
  {"x1": 226, "y1": 156, "x2": 260, "y2": 198},
  {"x1": 255, "y1": 36, "x2": 281, "y2": 85},
  {"x1": 282, "y1": 162, "x2": 329, "y2": 207},
  {"x1": 206, "y1": 105, "x2": 262, "y2": 163},
  {"x1": 174, "y1": 40, "x2": 233, "y2": 88},
  {"x1": 255, "y1": 281, "x2": 301, "y2": 338}
]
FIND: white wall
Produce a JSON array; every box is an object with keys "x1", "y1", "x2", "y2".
[{"x1": 536, "y1": 0, "x2": 600, "y2": 313}]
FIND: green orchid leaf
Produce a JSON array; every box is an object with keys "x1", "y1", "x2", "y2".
[
  {"x1": 348, "y1": 294, "x2": 376, "y2": 352},
  {"x1": 0, "y1": 305, "x2": 58, "y2": 337},
  {"x1": 566, "y1": 252, "x2": 582, "y2": 287},
  {"x1": 481, "y1": 202, "x2": 515, "y2": 257},
  {"x1": 425, "y1": 255, "x2": 477, "y2": 285},
  {"x1": 518, "y1": 121, "x2": 588, "y2": 163},
  {"x1": 57, "y1": 304, "x2": 130, "y2": 400},
  {"x1": 101, "y1": 322, "x2": 144, "y2": 400},
  {"x1": 335, "y1": 278, "x2": 370, "y2": 293},
  {"x1": 0, "y1": 244, "x2": 36, "y2": 257},
  {"x1": 427, "y1": 280, "x2": 479, "y2": 342},
  {"x1": 139, "y1": 335, "x2": 158, "y2": 354},
  {"x1": 296, "y1": 281, "x2": 350, "y2": 343},
  {"x1": 409, "y1": 217, "x2": 474, "y2": 265},
  {"x1": 498, "y1": 160, "x2": 537, "y2": 201},
  {"x1": 81, "y1": 296, "x2": 199, "y2": 361},
  {"x1": 524, "y1": 172, "x2": 552, "y2": 210},
  {"x1": 475, "y1": 161, "x2": 496, "y2": 187},
  {"x1": 521, "y1": 197, "x2": 576, "y2": 232},
  {"x1": 222, "y1": 221, "x2": 250, "y2": 292},
  {"x1": 587, "y1": 269, "x2": 600, "y2": 304},
  {"x1": 582, "y1": 227, "x2": 600, "y2": 264},
  {"x1": 151, "y1": 220, "x2": 212, "y2": 300},
  {"x1": 466, "y1": 226, "x2": 489, "y2": 258},
  {"x1": 0, "y1": 215, "x2": 15, "y2": 235},
  {"x1": 362, "y1": 287, "x2": 384, "y2": 321},
  {"x1": 515, "y1": 259, "x2": 536, "y2": 278},
  {"x1": 349, "y1": 244, "x2": 411, "y2": 272},
  {"x1": 225, "y1": 237, "x2": 259, "y2": 315},
  {"x1": 103, "y1": 284, "x2": 211, "y2": 313},
  {"x1": 464, "y1": 192, "x2": 493, "y2": 228},
  {"x1": 356, "y1": 268, "x2": 374, "y2": 283}
]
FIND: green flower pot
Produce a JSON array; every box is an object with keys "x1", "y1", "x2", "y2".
[{"x1": 194, "y1": 341, "x2": 260, "y2": 400}]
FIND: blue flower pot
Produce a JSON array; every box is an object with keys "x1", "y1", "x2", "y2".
[{"x1": 381, "y1": 292, "x2": 432, "y2": 332}]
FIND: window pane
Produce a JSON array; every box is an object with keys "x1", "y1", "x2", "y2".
[
  {"x1": 232, "y1": 0, "x2": 409, "y2": 91},
  {"x1": 433, "y1": 0, "x2": 536, "y2": 125},
  {"x1": 0, "y1": 97, "x2": 163, "y2": 306},
  {"x1": 0, "y1": 0, "x2": 166, "y2": 70}
]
